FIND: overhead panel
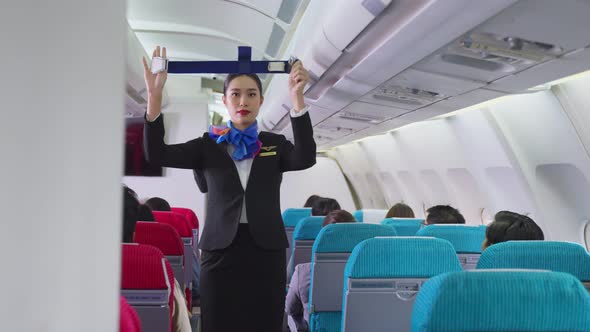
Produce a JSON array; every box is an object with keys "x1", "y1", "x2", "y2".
[
  {"x1": 336, "y1": 101, "x2": 407, "y2": 124},
  {"x1": 359, "y1": 69, "x2": 485, "y2": 110},
  {"x1": 265, "y1": 23, "x2": 287, "y2": 58},
  {"x1": 127, "y1": 0, "x2": 275, "y2": 52},
  {"x1": 277, "y1": 0, "x2": 302, "y2": 24},
  {"x1": 414, "y1": 0, "x2": 590, "y2": 87},
  {"x1": 135, "y1": 32, "x2": 266, "y2": 61}
]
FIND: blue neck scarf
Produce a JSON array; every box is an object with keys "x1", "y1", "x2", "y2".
[{"x1": 208, "y1": 121, "x2": 262, "y2": 161}]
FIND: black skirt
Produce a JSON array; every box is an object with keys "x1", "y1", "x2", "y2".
[{"x1": 200, "y1": 224, "x2": 287, "y2": 332}]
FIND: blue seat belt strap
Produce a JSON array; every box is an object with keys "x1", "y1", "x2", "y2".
[{"x1": 167, "y1": 46, "x2": 294, "y2": 74}]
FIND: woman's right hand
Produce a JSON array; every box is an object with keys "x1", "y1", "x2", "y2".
[
  {"x1": 142, "y1": 46, "x2": 168, "y2": 97},
  {"x1": 142, "y1": 46, "x2": 168, "y2": 121}
]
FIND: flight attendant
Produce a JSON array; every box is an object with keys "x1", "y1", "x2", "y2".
[{"x1": 142, "y1": 46, "x2": 316, "y2": 331}]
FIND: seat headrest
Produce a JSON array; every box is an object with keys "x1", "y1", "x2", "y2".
[
  {"x1": 134, "y1": 222, "x2": 184, "y2": 256},
  {"x1": 153, "y1": 211, "x2": 192, "y2": 237},
  {"x1": 293, "y1": 216, "x2": 325, "y2": 240},
  {"x1": 344, "y1": 237, "x2": 462, "y2": 279},
  {"x1": 411, "y1": 270, "x2": 590, "y2": 332},
  {"x1": 119, "y1": 296, "x2": 141, "y2": 332},
  {"x1": 352, "y1": 209, "x2": 388, "y2": 223},
  {"x1": 416, "y1": 224, "x2": 486, "y2": 253},
  {"x1": 121, "y1": 244, "x2": 169, "y2": 290},
  {"x1": 170, "y1": 207, "x2": 199, "y2": 229},
  {"x1": 477, "y1": 241, "x2": 590, "y2": 281},
  {"x1": 381, "y1": 218, "x2": 424, "y2": 236},
  {"x1": 282, "y1": 208, "x2": 312, "y2": 227},
  {"x1": 312, "y1": 223, "x2": 397, "y2": 255}
]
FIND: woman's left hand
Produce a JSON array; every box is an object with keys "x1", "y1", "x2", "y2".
[{"x1": 288, "y1": 60, "x2": 309, "y2": 112}]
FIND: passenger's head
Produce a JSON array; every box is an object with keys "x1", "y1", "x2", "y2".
[
  {"x1": 425, "y1": 205, "x2": 465, "y2": 225},
  {"x1": 137, "y1": 204, "x2": 155, "y2": 222},
  {"x1": 124, "y1": 185, "x2": 138, "y2": 199},
  {"x1": 482, "y1": 211, "x2": 544, "y2": 250},
  {"x1": 311, "y1": 197, "x2": 341, "y2": 216},
  {"x1": 144, "y1": 197, "x2": 171, "y2": 212},
  {"x1": 385, "y1": 202, "x2": 415, "y2": 219},
  {"x1": 304, "y1": 195, "x2": 322, "y2": 208},
  {"x1": 322, "y1": 210, "x2": 356, "y2": 227},
  {"x1": 122, "y1": 187, "x2": 140, "y2": 243},
  {"x1": 223, "y1": 74, "x2": 264, "y2": 130}
]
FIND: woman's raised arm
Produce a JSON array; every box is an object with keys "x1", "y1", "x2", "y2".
[{"x1": 142, "y1": 46, "x2": 203, "y2": 170}]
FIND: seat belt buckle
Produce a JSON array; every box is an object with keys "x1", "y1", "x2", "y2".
[
  {"x1": 286, "y1": 56, "x2": 299, "y2": 73},
  {"x1": 151, "y1": 57, "x2": 169, "y2": 74}
]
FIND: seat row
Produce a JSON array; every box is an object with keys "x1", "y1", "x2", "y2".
[
  {"x1": 282, "y1": 208, "x2": 590, "y2": 332},
  {"x1": 120, "y1": 208, "x2": 200, "y2": 332}
]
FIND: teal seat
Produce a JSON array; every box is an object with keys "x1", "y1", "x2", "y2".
[
  {"x1": 477, "y1": 241, "x2": 590, "y2": 289},
  {"x1": 341, "y1": 237, "x2": 462, "y2": 332},
  {"x1": 412, "y1": 270, "x2": 590, "y2": 332},
  {"x1": 308, "y1": 223, "x2": 397, "y2": 332},
  {"x1": 381, "y1": 218, "x2": 423, "y2": 236},
  {"x1": 416, "y1": 224, "x2": 486, "y2": 269},
  {"x1": 282, "y1": 208, "x2": 312, "y2": 265},
  {"x1": 288, "y1": 216, "x2": 325, "y2": 282}
]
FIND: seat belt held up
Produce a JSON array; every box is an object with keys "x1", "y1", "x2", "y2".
[{"x1": 151, "y1": 46, "x2": 297, "y2": 75}]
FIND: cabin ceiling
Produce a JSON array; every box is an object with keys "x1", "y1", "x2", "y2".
[
  {"x1": 126, "y1": 0, "x2": 590, "y2": 151},
  {"x1": 127, "y1": 0, "x2": 306, "y2": 85}
]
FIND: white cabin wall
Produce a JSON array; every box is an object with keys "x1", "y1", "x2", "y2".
[
  {"x1": 280, "y1": 157, "x2": 355, "y2": 212},
  {"x1": 328, "y1": 82, "x2": 590, "y2": 245},
  {"x1": 488, "y1": 90, "x2": 590, "y2": 243},
  {"x1": 0, "y1": 1, "x2": 125, "y2": 331},
  {"x1": 123, "y1": 100, "x2": 209, "y2": 221}
]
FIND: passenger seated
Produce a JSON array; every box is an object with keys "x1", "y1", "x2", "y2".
[
  {"x1": 482, "y1": 211, "x2": 544, "y2": 250},
  {"x1": 385, "y1": 202, "x2": 415, "y2": 218},
  {"x1": 311, "y1": 197, "x2": 341, "y2": 216},
  {"x1": 137, "y1": 204, "x2": 155, "y2": 221},
  {"x1": 425, "y1": 205, "x2": 465, "y2": 225},
  {"x1": 285, "y1": 210, "x2": 355, "y2": 331},
  {"x1": 122, "y1": 187, "x2": 191, "y2": 332},
  {"x1": 304, "y1": 195, "x2": 322, "y2": 208},
  {"x1": 145, "y1": 196, "x2": 172, "y2": 211}
]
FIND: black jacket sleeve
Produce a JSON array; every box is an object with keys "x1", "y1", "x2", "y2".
[
  {"x1": 279, "y1": 112, "x2": 316, "y2": 172},
  {"x1": 143, "y1": 113, "x2": 203, "y2": 169}
]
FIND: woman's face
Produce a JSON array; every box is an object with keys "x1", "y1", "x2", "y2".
[{"x1": 223, "y1": 76, "x2": 263, "y2": 130}]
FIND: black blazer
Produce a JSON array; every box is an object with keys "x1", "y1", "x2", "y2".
[{"x1": 144, "y1": 113, "x2": 316, "y2": 250}]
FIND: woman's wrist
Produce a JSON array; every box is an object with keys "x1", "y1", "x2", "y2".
[{"x1": 291, "y1": 94, "x2": 305, "y2": 112}]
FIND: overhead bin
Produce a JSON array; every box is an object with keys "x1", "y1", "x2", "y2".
[
  {"x1": 261, "y1": 0, "x2": 393, "y2": 129},
  {"x1": 415, "y1": 0, "x2": 590, "y2": 89},
  {"x1": 303, "y1": 0, "x2": 516, "y2": 112}
]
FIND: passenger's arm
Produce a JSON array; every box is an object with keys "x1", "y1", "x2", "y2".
[{"x1": 285, "y1": 265, "x2": 304, "y2": 316}]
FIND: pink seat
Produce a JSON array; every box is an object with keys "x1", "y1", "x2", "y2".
[
  {"x1": 152, "y1": 211, "x2": 194, "y2": 308},
  {"x1": 153, "y1": 211, "x2": 192, "y2": 238},
  {"x1": 134, "y1": 222, "x2": 185, "y2": 286},
  {"x1": 119, "y1": 296, "x2": 141, "y2": 332},
  {"x1": 121, "y1": 244, "x2": 175, "y2": 332},
  {"x1": 171, "y1": 207, "x2": 199, "y2": 230}
]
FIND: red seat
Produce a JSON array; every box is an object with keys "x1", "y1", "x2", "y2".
[
  {"x1": 152, "y1": 211, "x2": 194, "y2": 308},
  {"x1": 119, "y1": 296, "x2": 141, "y2": 332},
  {"x1": 134, "y1": 222, "x2": 186, "y2": 286},
  {"x1": 121, "y1": 244, "x2": 175, "y2": 332},
  {"x1": 171, "y1": 207, "x2": 199, "y2": 230},
  {"x1": 153, "y1": 211, "x2": 193, "y2": 238}
]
